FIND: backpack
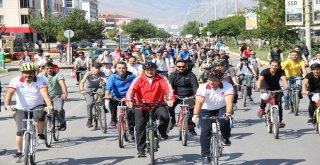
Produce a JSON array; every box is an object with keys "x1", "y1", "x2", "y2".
[{"x1": 240, "y1": 63, "x2": 252, "y2": 73}]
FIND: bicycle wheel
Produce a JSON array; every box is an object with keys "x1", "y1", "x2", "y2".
[
  {"x1": 178, "y1": 113, "x2": 182, "y2": 140},
  {"x1": 181, "y1": 115, "x2": 188, "y2": 146},
  {"x1": 60, "y1": 56, "x2": 67, "y2": 63},
  {"x1": 99, "y1": 108, "x2": 107, "y2": 133},
  {"x1": 45, "y1": 116, "x2": 52, "y2": 147},
  {"x1": 210, "y1": 135, "x2": 219, "y2": 165},
  {"x1": 272, "y1": 107, "x2": 279, "y2": 139},
  {"x1": 149, "y1": 130, "x2": 155, "y2": 165},
  {"x1": 316, "y1": 109, "x2": 320, "y2": 134},
  {"x1": 290, "y1": 92, "x2": 295, "y2": 113},
  {"x1": 93, "y1": 106, "x2": 99, "y2": 129},
  {"x1": 53, "y1": 111, "x2": 60, "y2": 141},
  {"x1": 294, "y1": 90, "x2": 299, "y2": 116},
  {"x1": 243, "y1": 87, "x2": 247, "y2": 107},
  {"x1": 118, "y1": 116, "x2": 124, "y2": 148},
  {"x1": 266, "y1": 105, "x2": 272, "y2": 133},
  {"x1": 23, "y1": 133, "x2": 31, "y2": 165}
]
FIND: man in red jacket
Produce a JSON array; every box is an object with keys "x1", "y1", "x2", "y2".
[{"x1": 126, "y1": 61, "x2": 175, "y2": 157}]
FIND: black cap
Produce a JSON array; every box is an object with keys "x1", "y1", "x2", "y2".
[{"x1": 93, "y1": 62, "x2": 102, "y2": 68}]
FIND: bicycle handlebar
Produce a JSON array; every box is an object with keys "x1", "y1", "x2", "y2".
[
  {"x1": 308, "y1": 92, "x2": 320, "y2": 96},
  {"x1": 112, "y1": 97, "x2": 126, "y2": 102},
  {"x1": 175, "y1": 95, "x2": 195, "y2": 100},
  {"x1": 134, "y1": 102, "x2": 167, "y2": 109}
]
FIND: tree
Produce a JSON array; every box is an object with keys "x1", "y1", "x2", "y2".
[
  {"x1": 122, "y1": 19, "x2": 157, "y2": 40},
  {"x1": 107, "y1": 29, "x2": 117, "y2": 39},
  {"x1": 180, "y1": 21, "x2": 199, "y2": 37},
  {"x1": 29, "y1": 13, "x2": 60, "y2": 49},
  {"x1": 87, "y1": 20, "x2": 105, "y2": 40},
  {"x1": 156, "y1": 29, "x2": 171, "y2": 38}
]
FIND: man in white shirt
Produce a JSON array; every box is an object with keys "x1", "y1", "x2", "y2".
[
  {"x1": 152, "y1": 51, "x2": 170, "y2": 77},
  {"x1": 309, "y1": 51, "x2": 320, "y2": 66},
  {"x1": 127, "y1": 57, "x2": 143, "y2": 76},
  {"x1": 4, "y1": 63, "x2": 53, "y2": 160},
  {"x1": 192, "y1": 68, "x2": 234, "y2": 164}
]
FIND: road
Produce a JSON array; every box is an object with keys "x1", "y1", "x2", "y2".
[{"x1": 0, "y1": 56, "x2": 319, "y2": 164}]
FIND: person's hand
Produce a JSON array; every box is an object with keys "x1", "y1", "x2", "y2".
[
  {"x1": 103, "y1": 96, "x2": 110, "y2": 100},
  {"x1": 80, "y1": 90, "x2": 85, "y2": 95},
  {"x1": 192, "y1": 115, "x2": 199, "y2": 124},
  {"x1": 302, "y1": 91, "x2": 308, "y2": 95},
  {"x1": 126, "y1": 102, "x2": 133, "y2": 109},
  {"x1": 45, "y1": 106, "x2": 53, "y2": 113},
  {"x1": 224, "y1": 113, "x2": 232, "y2": 121},
  {"x1": 61, "y1": 93, "x2": 68, "y2": 100},
  {"x1": 167, "y1": 100, "x2": 174, "y2": 107}
]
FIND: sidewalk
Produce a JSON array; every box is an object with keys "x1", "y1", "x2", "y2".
[{"x1": 2, "y1": 53, "x2": 73, "y2": 72}]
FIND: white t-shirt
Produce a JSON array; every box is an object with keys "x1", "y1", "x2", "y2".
[
  {"x1": 249, "y1": 57, "x2": 260, "y2": 67},
  {"x1": 33, "y1": 54, "x2": 43, "y2": 66},
  {"x1": 75, "y1": 57, "x2": 89, "y2": 68},
  {"x1": 127, "y1": 63, "x2": 143, "y2": 76},
  {"x1": 309, "y1": 58, "x2": 320, "y2": 66},
  {"x1": 237, "y1": 63, "x2": 254, "y2": 76},
  {"x1": 152, "y1": 57, "x2": 169, "y2": 72},
  {"x1": 196, "y1": 81, "x2": 234, "y2": 110},
  {"x1": 8, "y1": 76, "x2": 47, "y2": 110}
]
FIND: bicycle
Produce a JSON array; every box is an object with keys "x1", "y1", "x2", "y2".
[
  {"x1": 287, "y1": 77, "x2": 302, "y2": 116},
  {"x1": 45, "y1": 97, "x2": 63, "y2": 147},
  {"x1": 176, "y1": 96, "x2": 194, "y2": 146},
  {"x1": 92, "y1": 88, "x2": 107, "y2": 133},
  {"x1": 263, "y1": 89, "x2": 283, "y2": 139},
  {"x1": 308, "y1": 92, "x2": 320, "y2": 134},
  {"x1": 134, "y1": 102, "x2": 166, "y2": 165},
  {"x1": 238, "y1": 74, "x2": 252, "y2": 107},
  {"x1": 113, "y1": 97, "x2": 129, "y2": 148},
  {"x1": 59, "y1": 52, "x2": 67, "y2": 63}
]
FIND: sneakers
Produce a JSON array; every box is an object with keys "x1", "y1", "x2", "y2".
[
  {"x1": 257, "y1": 109, "x2": 266, "y2": 118},
  {"x1": 136, "y1": 151, "x2": 146, "y2": 158},
  {"x1": 86, "y1": 119, "x2": 93, "y2": 128},
  {"x1": 222, "y1": 138, "x2": 232, "y2": 146},
  {"x1": 129, "y1": 134, "x2": 135, "y2": 141},
  {"x1": 59, "y1": 121, "x2": 67, "y2": 131},
  {"x1": 284, "y1": 103, "x2": 289, "y2": 110},
  {"x1": 160, "y1": 133, "x2": 168, "y2": 140},
  {"x1": 249, "y1": 96, "x2": 253, "y2": 102},
  {"x1": 307, "y1": 118, "x2": 314, "y2": 124},
  {"x1": 202, "y1": 156, "x2": 211, "y2": 164},
  {"x1": 279, "y1": 122, "x2": 286, "y2": 128},
  {"x1": 189, "y1": 128, "x2": 197, "y2": 136},
  {"x1": 13, "y1": 152, "x2": 22, "y2": 158},
  {"x1": 109, "y1": 121, "x2": 116, "y2": 127}
]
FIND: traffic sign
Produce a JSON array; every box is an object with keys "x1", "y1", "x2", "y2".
[{"x1": 64, "y1": 30, "x2": 74, "y2": 38}]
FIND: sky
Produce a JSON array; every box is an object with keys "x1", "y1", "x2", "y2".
[{"x1": 98, "y1": 0, "x2": 256, "y2": 27}]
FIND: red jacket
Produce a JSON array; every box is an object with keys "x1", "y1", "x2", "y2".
[{"x1": 126, "y1": 73, "x2": 175, "y2": 110}]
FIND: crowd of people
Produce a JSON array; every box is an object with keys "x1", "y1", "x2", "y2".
[{"x1": 3, "y1": 37, "x2": 320, "y2": 164}]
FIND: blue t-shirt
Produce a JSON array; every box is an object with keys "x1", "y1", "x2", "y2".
[{"x1": 106, "y1": 72, "x2": 136, "y2": 98}]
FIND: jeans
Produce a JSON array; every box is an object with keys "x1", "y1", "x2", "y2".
[
  {"x1": 199, "y1": 108, "x2": 231, "y2": 157},
  {"x1": 283, "y1": 76, "x2": 302, "y2": 104},
  {"x1": 52, "y1": 96, "x2": 65, "y2": 123}
]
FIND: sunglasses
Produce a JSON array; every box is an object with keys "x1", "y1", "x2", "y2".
[{"x1": 177, "y1": 66, "x2": 186, "y2": 68}]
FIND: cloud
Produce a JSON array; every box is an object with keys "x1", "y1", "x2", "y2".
[{"x1": 98, "y1": 0, "x2": 255, "y2": 26}]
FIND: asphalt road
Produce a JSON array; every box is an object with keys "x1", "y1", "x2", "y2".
[{"x1": 0, "y1": 57, "x2": 319, "y2": 164}]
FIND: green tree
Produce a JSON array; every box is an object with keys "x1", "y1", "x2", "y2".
[
  {"x1": 28, "y1": 13, "x2": 60, "y2": 49},
  {"x1": 107, "y1": 29, "x2": 117, "y2": 39},
  {"x1": 156, "y1": 29, "x2": 171, "y2": 38},
  {"x1": 180, "y1": 21, "x2": 199, "y2": 37},
  {"x1": 122, "y1": 19, "x2": 157, "y2": 40},
  {"x1": 87, "y1": 20, "x2": 105, "y2": 40}
]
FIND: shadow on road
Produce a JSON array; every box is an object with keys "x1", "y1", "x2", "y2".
[
  {"x1": 37, "y1": 156, "x2": 135, "y2": 165},
  {"x1": 280, "y1": 128, "x2": 315, "y2": 140},
  {"x1": 51, "y1": 135, "x2": 116, "y2": 148},
  {"x1": 223, "y1": 158, "x2": 306, "y2": 165},
  {"x1": 0, "y1": 116, "x2": 13, "y2": 121},
  {"x1": 156, "y1": 153, "x2": 201, "y2": 164},
  {"x1": 65, "y1": 115, "x2": 86, "y2": 121},
  {"x1": 221, "y1": 152, "x2": 244, "y2": 161},
  {"x1": 233, "y1": 118, "x2": 263, "y2": 128},
  {"x1": 231, "y1": 133, "x2": 254, "y2": 139}
]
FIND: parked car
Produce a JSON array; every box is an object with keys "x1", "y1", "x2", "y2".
[{"x1": 91, "y1": 48, "x2": 115, "y2": 62}]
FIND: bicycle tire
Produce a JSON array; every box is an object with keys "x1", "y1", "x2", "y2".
[
  {"x1": 316, "y1": 109, "x2": 320, "y2": 134},
  {"x1": 45, "y1": 116, "x2": 52, "y2": 147},
  {"x1": 210, "y1": 135, "x2": 219, "y2": 165},
  {"x1": 290, "y1": 92, "x2": 295, "y2": 113},
  {"x1": 149, "y1": 130, "x2": 155, "y2": 165},
  {"x1": 93, "y1": 106, "x2": 99, "y2": 129},
  {"x1": 181, "y1": 114, "x2": 188, "y2": 146},
  {"x1": 272, "y1": 107, "x2": 279, "y2": 139},
  {"x1": 118, "y1": 117, "x2": 124, "y2": 148},
  {"x1": 53, "y1": 111, "x2": 60, "y2": 141},
  {"x1": 99, "y1": 108, "x2": 107, "y2": 133},
  {"x1": 243, "y1": 87, "x2": 247, "y2": 107},
  {"x1": 266, "y1": 105, "x2": 272, "y2": 133},
  {"x1": 60, "y1": 56, "x2": 67, "y2": 63},
  {"x1": 178, "y1": 112, "x2": 182, "y2": 141},
  {"x1": 24, "y1": 133, "x2": 31, "y2": 165},
  {"x1": 294, "y1": 90, "x2": 299, "y2": 116}
]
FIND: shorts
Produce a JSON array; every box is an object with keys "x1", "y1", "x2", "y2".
[{"x1": 13, "y1": 105, "x2": 46, "y2": 136}]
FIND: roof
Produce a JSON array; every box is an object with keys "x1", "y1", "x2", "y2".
[{"x1": 98, "y1": 14, "x2": 130, "y2": 19}]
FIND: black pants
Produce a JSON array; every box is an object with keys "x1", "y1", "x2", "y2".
[
  {"x1": 308, "y1": 95, "x2": 317, "y2": 118},
  {"x1": 76, "y1": 68, "x2": 87, "y2": 83},
  {"x1": 109, "y1": 98, "x2": 135, "y2": 135},
  {"x1": 260, "y1": 93, "x2": 283, "y2": 122},
  {"x1": 199, "y1": 108, "x2": 231, "y2": 157},
  {"x1": 168, "y1": 97, "x2": 195, "y2": 129},
  {"x1": 233, "y1": 85, "x2": 238, "y2": 104},
  {"x1": 135, "y1": 106, "x2": 170, "y2": 152}
]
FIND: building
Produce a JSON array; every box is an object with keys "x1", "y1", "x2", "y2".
[
  {"x1": 97, "y1": 13, "x2": 131, "y2": 35},
  {"x1": 81, "y1": 0, "x2": 98, "y2": 22},
  {"x1": 63, "y1": 0, "x2": 81, "y2": 15}
]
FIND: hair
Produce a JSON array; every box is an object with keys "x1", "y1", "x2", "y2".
[
  {"x1": 294, "y1": 45, "x2": 301, "y2": 49},
  {"x1": 78, "y1": 51, "x2": 84, "y2": 55},
  {"x1": 315, "y1": 51, "x2": 320, "y2": 55},
  {"x1": 129, "y1": 56, "x2": 136, "y2": 61},
  {"x1": 116, "y1": 61, "x2": 127, "y2": 68},
  {"x1": 290, "y1": 50, "x2": 300, "y2": 55},
  {"x1": 273, "y1": 45, "x2": 279, "y2": 48},
  {"x1": 175, "y1": 60, "x2": 187, "y2": 65},
  {"x1": 269, "y1": 60, "x2": 281, "y2": 65},
  {"x1": 43, "y1": 62, "x2": 55, "y2": 68}
]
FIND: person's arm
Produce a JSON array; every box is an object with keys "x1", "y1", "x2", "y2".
[
  {"x1": 39, "y1": 87, "x2": 53, "y2": 107},
  {"x1": 301, "y1": 63, "x2": 307, "y2": 77},
  {"x1": 193, "y1": 95, "x2": 204, "y2": 115},
  {"x1": 302, "y1": 78, "x2": 309, "y2": 95},
  {"x1": 73, "y1": 59, "x2": 78, "y2": 70},
  {"x1": 280, "y1": 75, "x2": 288, "y2": 88},
  {"x1": 302, "y1": 54, "x2": 308, "y2": 64},
  {"x1": 125, "y1": 77, "x2": 139, "y2": 108},
  {"x1": 257, "y1": 75, "x2": 264, "y2": 90},
  {"x1": 257, "y1": 59, "x2": 262, "y2": 68},
  {"x1": 225, "y1": 94, "x2": 234, "y2": 117},
  {"x1": 280, "y1": 53, "x2": 284, "y2": 62},
  {"x1": 4, "y1": 88, "x2": 15, "y2": 108},
  {"x1": 268, "y1": 52, "x2": 271, "y2": 61},
  {"x1": 79, "y1": 73, "x2": 89, "y2": 94},
  {"x1": 160, "y1": 77, "x2": 175, "y2": 107},
  {"x1": 58, "y1": 79, "x2": 68, "y2": 100},
  {"x1": 85, "y1": 58, "x2": 90, "y2": 70}
]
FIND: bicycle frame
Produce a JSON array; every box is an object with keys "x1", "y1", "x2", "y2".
[
  {"x1": 288, "y1": 77, "x2": 302, "y2": 115},
  {"x1": 22, "y1": 110, "x2": 37, "y2": 156},
  {"x1": 204, "y1": 116, "x2": 223, "y2": 165},
  {"x1": 116, "y1": 98, "x2": 127, "y2": 134},
  {"x1": 264, "y1": 90, "x2": 282, "y2": 139}
]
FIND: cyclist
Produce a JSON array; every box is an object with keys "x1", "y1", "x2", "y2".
[
  {"x1": 168, "y1": 60, "x2": 199, "y2": 134},
  {"x1": 268, "y1": 45, "x2": 284, "y2": 62},
  {"x1": 4, "y1": 63, "x2": 53, "y2": 159},
  {"x1": 179, "y1": 47, "x2": 194, "y2": 72},
  {"x1": 235, "y1": 56, "x2": 257, "y2": 102},
  {"x1": 74, "y1": 51, "x2": 90, "y2": 85},
  {"x1": 104, "y1": 62, "x2": 136, "y2": 132},
  {"x1": 198, "y1": 53, "x2": 215, "y2": 83},
  {"x1": 39, "y1": 62, "x2": 68, "y2": 130},
  {"x1": 79, "y1": 63, "x2": 107, "y2": 128},
  {"x1": 18, "y1": 50, "x2": 32, "y2": 65},
  {"x1": 302, "y1": 63, "x2": 320, "y2": 123},
  {"x1": 293, "y1": 45, "x2": 308, "y2": 65},
  {"x1": 152, "y1": 51, "x2": 171, "y2": 77},
  {"x1": 248, "y1": 51, "x2": 262, "y2": 77},
  {"x1": 257, "y1": 60, "x2": 288, "y2": 128},
  {"x1": 281, "y1": 50, "x2": 307, "y2": 110},
  {"x1": 192, "y1": 68, "x2": 234, "y2": 164},
  {"x1": 101, "y1": 60, "x2": 114, "y2": 77},
  {"x1": 126, "y1": 61, "x2": 175, "y2": 157},
  {"x1": 127, "y1": 56, "x2": 143, "y2": 76},
  {"x1": 309, "y1": 51, "x2": 320, "y2": 66},
  {"x1": 97, "y1": 50, "x2": 113, "y2": 64}
]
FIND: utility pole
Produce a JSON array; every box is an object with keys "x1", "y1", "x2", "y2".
[
  {"x1": 236, "y1": 0, "x2": 239, "y2": 15},
  {"x1": 209, "y1": 0, "x2": 211, "y2": 23},
  {"x1": 305, "y1": 0, "x2": 311, "y2": 57},
  {"x1": 225, "y1": 0, "x2": 227, "y2": 18},
  {"x1": 214, "y1": 0, "x2": 217, "y2": 20}
]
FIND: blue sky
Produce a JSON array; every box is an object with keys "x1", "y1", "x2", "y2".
[{"x1": 98, "y1": 0, "x2": 255, "y2": 26}]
